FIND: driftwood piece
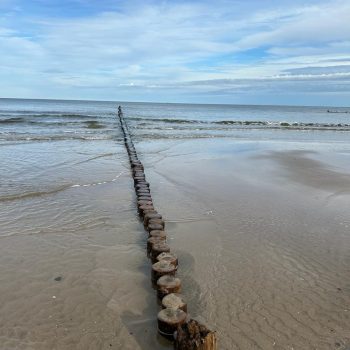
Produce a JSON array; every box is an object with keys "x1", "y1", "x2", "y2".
[{"x1": 174, "y1": 319, "x2": 217, "y2": 350}]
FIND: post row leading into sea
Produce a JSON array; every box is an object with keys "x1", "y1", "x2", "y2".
[{"x1": 117, "y1": 106, "x2": 217, "y2": 350}]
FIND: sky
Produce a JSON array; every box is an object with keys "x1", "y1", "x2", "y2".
[{"x1": 0, "y1": 0, "x2": 350, "y2": 106}]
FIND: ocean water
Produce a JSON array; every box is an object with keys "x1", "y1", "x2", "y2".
[
  {"x1": 1, "y1": 98, "x2": 350, "y2": 145},
  {"x1": 1, "y1": 98, "x2": 349, "y2": 205}
]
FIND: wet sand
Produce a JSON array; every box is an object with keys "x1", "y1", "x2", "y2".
[
  {"x1": 139, "y1": 138, "x2": 350, "y2": 349},
  {"x1": 0, "y1": 141, "x2": 171, "y2": 350},
  {"x1": 1, "y1": 138, "x2": 350, "y2": 349}
]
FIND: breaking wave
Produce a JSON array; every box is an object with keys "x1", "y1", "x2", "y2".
[{"x1": 127, "y1": 117, "x2": 350, "y2": 130}]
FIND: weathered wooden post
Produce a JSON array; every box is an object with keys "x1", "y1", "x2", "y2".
[
  {"x1": 158, "y1": 308, "x2": 187, "y2": 339},
  {"x1": 157, "y1": 275, "x2": 182, "y2": 298},
  {"x1": 151, "y1": 242, "x2": 171, "y2": 262},
  {"x1": 151, "y1": 260, "x2": 176, "y2": 283},
  {"x1": 174, "y1": 319, "x2": 217, "y2": 350},
  {"x1": 162, "y1": 293, "x2": 187, "y2": 312},
  {"x1": 149, "y1": 230, "x2": 167, "y2": 240},
  {"x1": 157, "y1": 252, "x2": 178, "y2": 266}
]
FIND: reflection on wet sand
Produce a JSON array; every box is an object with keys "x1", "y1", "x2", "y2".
[{"x1": 141, "y1": 139, "x2": 350, "y2": 350}]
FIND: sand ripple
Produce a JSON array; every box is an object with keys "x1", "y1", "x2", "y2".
[{"x1": 145, "y1": 139, "x2": 350, "y2": 350}]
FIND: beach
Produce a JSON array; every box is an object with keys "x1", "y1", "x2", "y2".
[
  {"x1": 0, "y1": 99, "x2": 350, "y2": 349},
  {"x1": 142, "y1": 138, "x2": 350, "y2": 349}
]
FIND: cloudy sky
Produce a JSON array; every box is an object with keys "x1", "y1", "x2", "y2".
[{"x1": 1, "y1": 0, "x2": 350, "y2": 105}]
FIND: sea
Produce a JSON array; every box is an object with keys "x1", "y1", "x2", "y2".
[
  {"x1": 1, "y1": 97, "x2": 349, "y2": 204},
  {"x1": 1, "y1": 98, "x2": 350, "y2": 144},
  {"x1": 1, "y1": 97, "x2": 350, "y2": 206}
]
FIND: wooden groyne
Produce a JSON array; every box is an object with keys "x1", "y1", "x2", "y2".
[{"x1": 117, "y1": 106, "x2": 217, "y2": 349}]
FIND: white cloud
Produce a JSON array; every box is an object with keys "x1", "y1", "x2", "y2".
[
  {"x1": 0, "y1": 0, "x2": 350, "y2": 104},
  {"x1": 236, "y1": 1, "x2": 350, "y2": 48}
]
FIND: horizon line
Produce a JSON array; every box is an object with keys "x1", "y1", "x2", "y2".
[{"x1": 1, "y1": 97, "x2": 349, "y2": 109}]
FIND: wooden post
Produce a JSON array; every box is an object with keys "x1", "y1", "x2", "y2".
[
  {"x1": 174, "y1": 319, "x2": 217, "y2": 350},
  {"x1": 147, "y1": 222, "x2": 164, "y2": 232},
  {"x1": 148, "y1": 218, "x2": 165, "y2": 228},
  {"x1": 151, "y1": 261, "x2": 176, "y2": 283},
  {"x1": 151, "y1": 242, "x2": 170, "y2": 261},
  {"x1": 157, "y1": 252, "x2": 178, "y2": 266},
  {"x1": 162, "y1": 293, "x2": 187, "y2": 312},
  {"x1": 158, "y1": 308, "x2": 187, "y2": 339},
  {"x1": 149, "y1": 230, "x2": 166, "y2": 240},
  {"x1": 144, "y1": 212, "x2": 162, "y2": 225},
  {"x1": 137, "y1": 200, "x2": 153, "y2": 207},
  {"x1": 156, "y1": 275, "x2": 181, "y2": 298},
  {"x1": 147, "y1": 237, "x2": 165, "y2": 255},
  {"x1": 138, "y1": 204, "x2": 154, "y2": 214}
]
